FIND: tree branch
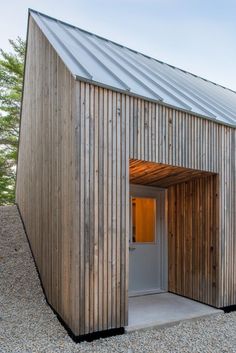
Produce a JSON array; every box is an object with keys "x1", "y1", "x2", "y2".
[{"x1": 0, "y1": 139, "x2": 18, "y2": 147}]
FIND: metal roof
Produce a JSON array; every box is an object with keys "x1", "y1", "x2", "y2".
[{"x1": 30, "y1": 9, "x2": 236, "y2": 127}]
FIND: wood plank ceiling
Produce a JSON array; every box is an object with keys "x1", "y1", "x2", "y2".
[{"x1": 130, "y1": 159, "x2": 216, "y2": 188}]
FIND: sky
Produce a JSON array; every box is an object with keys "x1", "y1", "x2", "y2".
[{"x1": 0, "y1": 0, "x2": 236, "y2": 90}]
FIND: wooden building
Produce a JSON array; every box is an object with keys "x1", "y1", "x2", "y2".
[{"x1": 16, "y1": 9, "x2": 236, "y2": 337}]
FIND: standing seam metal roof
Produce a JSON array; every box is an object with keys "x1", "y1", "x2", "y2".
[{"x1": 30, "y1": 9, "x2": 236, "y2": 127}]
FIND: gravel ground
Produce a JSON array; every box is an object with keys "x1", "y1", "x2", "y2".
[{"x1": 0, "y1": 205, "x2": 236, "y2": 353}]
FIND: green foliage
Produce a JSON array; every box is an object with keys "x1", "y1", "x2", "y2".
[{"x1": 0, "y1": 37, "x2": 25, "y2": 205}]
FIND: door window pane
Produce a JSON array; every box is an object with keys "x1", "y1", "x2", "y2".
[{"x1": 132, "y1": 197, "x2": 156, "y2": 243}]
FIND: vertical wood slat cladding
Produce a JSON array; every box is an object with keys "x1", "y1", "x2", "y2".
[
  {"x1": 16, "y1": 17, "x2": 78, "y2": 331},
  {"x1": 16, "y1": 16, "x2": 129, "y2": 336},
  {"x1": 74, "y1": 82, "x2": 129, "y2": 334},
  {"x1": 168, "y1": 176, "x2": 219, "y2": 306},
  {"x1": 130, "y1": 100, "x2": 236, "y2": 308}
]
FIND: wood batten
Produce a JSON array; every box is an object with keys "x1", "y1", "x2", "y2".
[
  {"x1": 129, "y1": 101, "x2": 236, "y2": 307},
  {"x1": 168, "y1": 176, "x2": 219, "y2": 306},
  {"x1": 74, "y1": 82, "x2": 129, "y2": 334},
  {"x1": 16, "y1": 16, "x2": 129, "y2": 335},
  {"x1": 16, "y1": 16, "x2": 78, "y2": 330}
]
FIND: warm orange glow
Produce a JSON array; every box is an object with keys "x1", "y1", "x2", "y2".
[{"x1": 132, "y1": 198, "x2": 156, "y2": 243}]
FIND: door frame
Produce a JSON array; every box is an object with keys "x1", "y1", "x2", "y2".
[{"x1": 129, "y1": 184, "x2": 168, "y2": 296}]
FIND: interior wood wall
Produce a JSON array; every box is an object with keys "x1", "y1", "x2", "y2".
[
  {"x1": 168, "y1": 176, "x2": 219, "y2": 306},
  {"x1": 129, "y1": 99, "x2": 236, "y2": 307}
]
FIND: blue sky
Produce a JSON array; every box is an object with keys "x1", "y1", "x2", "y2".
[{"x1": 1, "y1": 0, "x2": 236, "y2": 90}]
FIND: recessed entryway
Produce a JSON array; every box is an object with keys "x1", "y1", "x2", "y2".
[
  {"x1": 129, "y1": 159, "x2": 219, "y2": 308},
  {"x1": 126, "y1": 293, "x2": 222, "y2": 332}
]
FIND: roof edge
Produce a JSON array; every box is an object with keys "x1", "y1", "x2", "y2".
[
  {"x1": 75, "y1": 75, "x2": 236, "y2": 129},
  {"x1": 28, "y1": 8, "x2": 236, "y2": 95}
]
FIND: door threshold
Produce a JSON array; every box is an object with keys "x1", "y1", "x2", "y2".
[{"x1": 129, "y1": 289, "x2": 166, "y2": 297}]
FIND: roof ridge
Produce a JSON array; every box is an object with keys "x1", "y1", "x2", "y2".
[{"x1": 28, "y1": 8, "x2": 236, "y2": 95}]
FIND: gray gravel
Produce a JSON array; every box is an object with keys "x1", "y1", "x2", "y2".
[{"x1": 0, "y1": 205, "x2": 236, "y2": 353}]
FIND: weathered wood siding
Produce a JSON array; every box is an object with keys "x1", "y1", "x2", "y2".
[
  {"x1": 129, "y1": 100, "x2": 236, "y2": 307},
  {"x1": 73, "y1": 81, "x2": 129, "y2": 334},
  {"x1": 16, "y1": 16, "x2": 129, "y2": 336},
  {"x1": 16, "y1": 16, "x2": 79, "y2": 332},
  {"x1": 168, "y1": 176, "x2": 219, "y2": 306}
]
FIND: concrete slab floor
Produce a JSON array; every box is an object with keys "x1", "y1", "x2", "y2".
[{"x1": 126, "y1": 292, "x2": 223, "y2": 332}]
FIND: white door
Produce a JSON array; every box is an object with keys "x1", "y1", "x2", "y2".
[{"x1": 129, "y1": 184, "x2": 167, "y2": 296}]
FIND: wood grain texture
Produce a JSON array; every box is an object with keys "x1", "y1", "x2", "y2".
[
  {"x1": 168, "y1": 176, "x2": 219, "y2": 306},
  {"x1": 129, "y1": 100, "x2": 236, "y2": 308},
  {"x1": 73, "y1": 82, "x2": 129, "y2": 334},
  {"x1": 16, "y1": 16, "x2": 78, "y2": 331},
  {"x1": 130, "y1": 159, "x2": 215, "y2": 187},
  {"x1": 16, "y1": 16, "x2": 129, "y2": 336},
  {"x1": 129, "y1": 160, "x2": 220, "y2": 306}
]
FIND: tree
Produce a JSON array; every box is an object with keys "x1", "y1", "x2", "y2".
[{"x1": 0, "y1": 37, "x2": 25, "y2": 205}]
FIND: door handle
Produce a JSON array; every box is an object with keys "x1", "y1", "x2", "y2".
[{"x1": 129, "y1": 246, "x2": 136, "y2": 251}]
